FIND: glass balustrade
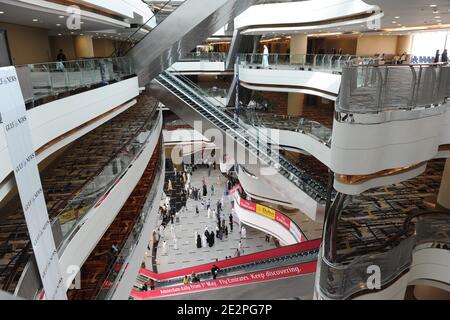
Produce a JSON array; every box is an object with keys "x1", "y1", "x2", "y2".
[
  {"x1": 239, "y1": 108, "x2": 332, "y2": 147},
  {"x1": 115, "y1": 0, "x2": 181, "y2": 56},
  {"x1": 179, "y1": 52, "x2": 228, "y2": 62},
  {"x1": 54, "y1": 109, "x2": 161, "y2": 251},
  {"x1": 239, "y1": 53, "x2": 374, "y2": 73},
  {"x1": 318, "y1": 213, "x2": 450, "y2": 300},
  {"x1": 337, "y1": 63, "x2": 450, "y2": 114},
  {"x1": 95, "y1": 145, "x2": 164, "y2": 300},
  {"x1": 17, "y1": 57, "x2": 135, "y2": 108}
]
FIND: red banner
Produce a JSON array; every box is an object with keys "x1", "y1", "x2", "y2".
[
  {"x1": 275, "y1": 212, "x2": 291, "y2": 229},
  {"x1": 240, "y1": 197, "x2": 256, "y2": 212},
  {"x1": 132, "y1": 261, "x2": 317, "y2": 299}
]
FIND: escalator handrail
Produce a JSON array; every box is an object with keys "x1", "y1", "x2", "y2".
[
  {"x1": 159, "y1": 71, "x2": 329, "y2": 201},
  {"x1": 111, "y1": 0, "x2": 179, "y2": 57},
  {"x1": 139, "y1": 238, "x2": 322, "y2": 281}
]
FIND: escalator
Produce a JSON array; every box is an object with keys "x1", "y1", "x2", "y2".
[
  {"x1": 152, "y1": 71, "x2": 334, "y2": 218},
  {"x1": 127, "y1": 0, "x2": 263, "y2": 87},
  {"x1": 131, "y1": 239, "x2": 321, "y2": 300}
]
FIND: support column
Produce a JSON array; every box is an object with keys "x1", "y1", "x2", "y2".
[
  {"x1": 396, "y1": 35, "x2": 413, "y2": 55},
  {"x1": 287, "y1": 93, "x2": 304, "y2": 116},
  {"x1": 74, "y1": 35, "x2": 94, "y2": 59},
  {"x1": 437, "y1": 159, "x2": 450, "y2": 209},
  {"x1": 288, "y1": 34, "x2": 308, "y2": 116}
]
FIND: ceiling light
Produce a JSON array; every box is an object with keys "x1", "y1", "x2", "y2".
[
  {"x1": 56, "y1": 23, "x2": 61, "y2": 26},
  {"x1": 32, "y1": 18, "x2": 38, "y2": 22},
  {"x1": 436, "y1": 20, "x2": 442, "y2": 22},
  {"x1": 392, "y1": 21, "x2": 397, "y2": 23},
  {"x1": 429, "y1": 4, "x2": 437, "y2": 8},
  {"x1": 0, "y1": 11, "x2": 4, "y2": 14},
  {"x1": 435, "y1": 16, "x2": 441, "y2": 19},
  {"x1": 58, "y1": 33, "x2": 62, "y2": 36},
  {"x1": 394, "y1": 16, "x2": 400, "y2": 19},
  {"x1": 59, "y1": 15, "x2": 64, "y2": 18}
]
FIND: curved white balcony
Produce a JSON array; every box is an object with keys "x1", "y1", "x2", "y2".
[
  {"x1": 0, "y1": 60, "x2": 139, "y2": 202},
  {"x1": 233, "y1": 192, "x2": 304, "y2": 246},
  {"x1": 330, "y1": 63, "x2": 450, "y2": 193},
  {"x1": 238, "y1": 54, "x2": 355, "y2": 100},
  {"x1": 236, "y1": 163, "x2": 326, "y2": 222},
  {"x1": 234, "y1": 0, "x2": 379, "y2": 35}
]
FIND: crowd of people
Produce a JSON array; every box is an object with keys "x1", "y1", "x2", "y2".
[{"x1": 141, "y1": 159, "x2": 259, "y2": 292}]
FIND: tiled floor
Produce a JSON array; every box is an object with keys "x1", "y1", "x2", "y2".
[{"x1": 145, "y1": 167, "x2": 276, "y2": 273}]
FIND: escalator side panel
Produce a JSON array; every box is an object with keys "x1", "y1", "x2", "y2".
[{"x1": 129, "y1": 0, "x2": 258, "y2": 86}]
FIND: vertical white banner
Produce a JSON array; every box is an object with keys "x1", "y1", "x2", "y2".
[{"x1": 0, "y1": 67, "x2": 66, "y2": 300}]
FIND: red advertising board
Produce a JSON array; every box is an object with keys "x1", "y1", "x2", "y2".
[
  {"x1": 275, "y1": 212, "x2": 291, "y2": 229},
  {"x1": 131, "y1": 261, "x2": 317, "y2": 299},
  {"x1": 239, "y1": 197, "x2": 256, "y2": 212}
]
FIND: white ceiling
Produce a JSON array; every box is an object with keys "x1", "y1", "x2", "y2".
[
  {"x1": 0, "y1": 0, "x2": 143, "y2": 41},
  {"x1": 251, "y1": 0, "x2": 450, "y2": 38}
]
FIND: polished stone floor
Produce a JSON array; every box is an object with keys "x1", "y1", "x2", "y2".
[{"x1": 144, "y1": 167, "x2": 277, "y2": 273}]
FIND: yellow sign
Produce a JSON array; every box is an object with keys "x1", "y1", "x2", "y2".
[{"x1": 255, "y1": 204, "x2": 276, "y2": 220}]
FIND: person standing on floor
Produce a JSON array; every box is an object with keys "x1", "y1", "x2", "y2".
[
  {"x1": 238, "y1": 240, "x2": 243, "y2": 254},
  {"x1": 162, "y1": 240, "x2": 168, "y2": 255},
  {"x1": 196, "y1": 205, "x2": 199, "y2": 215},
  {"x1": 207, "y1": 207, "x2": 212, "y2": 219},
  {"x1": 240, "y1": 226, "x2": 247, "y2": 239},
  {"x1": 262, "y1": 45, "x2": 269, "y2": 68},
  {"x1": 170, "y1": 224, "x2": 175, "y2": 239},
  {"x1": 173, "y1": 237, "x2": 178, "y2": 250},
  {"x1": 202, "y1": 233, "x2": 208, "y2": 248},
  {"x1": 196, "y1": 234, "x2": 202, "y2": 248},
  {"x1": 211, "y1": 265, "x2": 220, "y2": 279},
  {"x1": 215, "y1": 225, "x2": 220, "y2": 238}
]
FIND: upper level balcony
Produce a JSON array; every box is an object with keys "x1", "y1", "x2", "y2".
[
  {"x1": 0, "y1": 58, "x2": 140, "y2": 203},
  {"x1": 0, "y1": 95, "x2": 162, "y2": 298},
  {"x1": 233, "y1": 60, "x2": 450, "y2": 195},
  {"x1": 237, "y1": 53, "x2": 374, "y2": 100},
  {"x1": 317, "y1": 159, "x2": 450, "y2": 300}
]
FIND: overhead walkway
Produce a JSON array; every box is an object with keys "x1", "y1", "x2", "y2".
[
  {"x1": 153, "y1": 71, "x2": 334, "y2": 220},
  {"x1": 131, "y1": 239, "x2": 321, "y2": 299}
]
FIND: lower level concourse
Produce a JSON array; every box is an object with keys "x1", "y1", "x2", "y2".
[{"x1": 147, "y1": 165, "x2": 278, "y2": 273}]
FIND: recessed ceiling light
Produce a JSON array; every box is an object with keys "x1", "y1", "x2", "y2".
[
  {"x1": 32, "y1": 18, "x2": 38, "y2": 22},
  {"x1": 435, "y1": 16, "x2": 441, "y2": 19},
  {"x1": 0, "y1": 11, "x2": 4, "y2": 14},
  {"x1": 58, "y1": 33, "x2": 62, "y2": 36},
  {"x1": 56, "y1": 23, "x2": 61, "y2": 26},
  {"x1": 392, "y1": 21, "x2": 397, "y2": 23},
  {"x1": 59, "y1": 15, "x2": 64, "y2": 18},
  {"x1": 436, "y1": 20, "x2": 442, "y2": 22},
  {"x1": 429, "y1": 4, "x2": 437, "y2": 8},
  {"x1": 80, "y1": 33, "x2": 84, "y2": 36},
  {"x1": 80, "y1": 21, "x2": 84, "y2": 24},
  {"x1": 394, "y1": 16, "x2": 400, "y2": 19}
]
